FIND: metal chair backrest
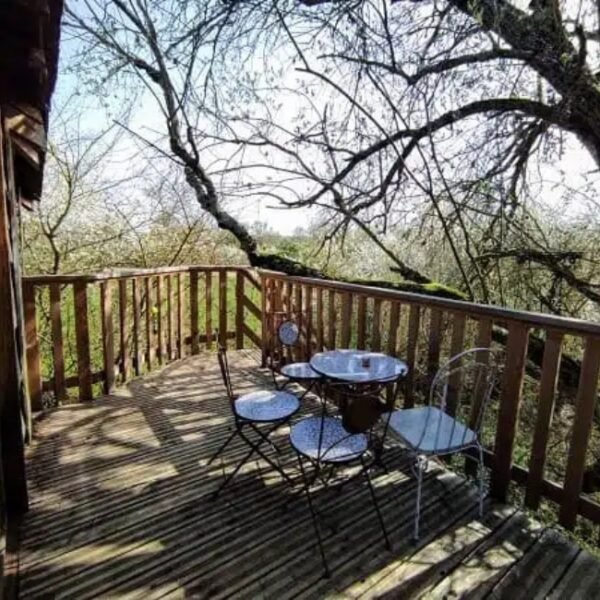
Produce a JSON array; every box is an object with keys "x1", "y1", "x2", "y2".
[
  {"x1": 215, "y1": 329, "x2": 235, "y2": 403},
  {"x1": 424, "y1": 347, "x2": 500, "y2": 452}
]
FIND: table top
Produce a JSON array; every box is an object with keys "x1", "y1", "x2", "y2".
[{"x1": 310, "y1": 349, "x2": 408, "y2": 383}]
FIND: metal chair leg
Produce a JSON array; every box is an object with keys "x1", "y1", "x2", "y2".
[
  {"x1": 207, "y1": 429, "x2": 237, "y2": 465},
  {"x1": 478, "y1": 444, "x2": 485, "y2": 517},
  {"x1": 361, "y1": 456, "x2": 392, "y2": 551},
  {"x1": 298, "y1": 456, "x2": 330, "y2": 578},
  {"x1": 213, "y1": 445, "x2": 257, "y2": 499},
  {"x1": 414, "y1": 455, "x2": 424, "y2": 541}
]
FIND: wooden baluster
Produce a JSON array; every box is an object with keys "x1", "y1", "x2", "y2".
[
  {"x1": 316, "y1": 287, "x2": 324, "y2": 352},
  {"x1": 236, "y1": 271, "x2": 244, "y2": 350},
  {"x1": 387, "y1": 301, "x2": 401, "y2": 356},
  {"x1": 177, "y1": 274, "x2": 184, "y2": 358},
  {"x1": 100, "y1": 281, "x2": 115, "y2": 394},
  {"x1": 119, "y1": 279, "x2": 129, "y2": 381},
  {"x1": 357, "y1": 295, "x2": 367, "y2": 350},
  {"x1": 341, "y1": 292, "x2": 352, "y2": 348},
  {"x1": 560, "y1": 336, "x2": 600, "y2": 529},
  {"x1": 49, "y1": 283, "x2": 66, "y2": 402},
  {"x1": 219, "y1": 270, "x2": 228, "y2": 347},
  {"x1": 490, "y1": 322, "x2": 529, "y2": 501},
  {"x1": 145, "y1": 277, "x2": 153, "y2": 369},
  {"x1": 205, "y1": 271, "x2": 213, "y2": 348},
  {"x1": 285, "y1": 280, "x2": 293, "y2": 361},
  {"x1": 156, "y1": 276, "x2": 163, "y2": 364},
  {"x1": 132, "y1": 279, "x2": 141, "y2": 375},
  {"x1": 371, "y1": 298, "x2": 382, "y2": 351},
  {"x1": 427, "y1": 308, "x2": 443, "y2": 380},
  {"x1": 23, "y1": 282, "x2": 42, "y2": 411},
  {"x1": 404, "y1": 304, "x2": 421, "y2": 408},
  {"x1": 167, "y1": 275, "x2": 174, "y2": 359},
  {"x1": 305, "y1": 285, "x2": 314, "y2": 358},
  {"x1": 525, "y1": 330, "x2": 563, "y2": 509},
  {"x1": 73, "y1": 281, "x2": 93, "y2": 402},
  {"x1": 446, "y1": 312, "x2": 466, "y2": 416},
  {"x1": 386, "y1": 301, "x2": 401, "y2": 406},
  {"x1": 190, "y1": 270, "x2": 199, "y2": 355},
  {"x1": 465, "y1": 317, "x2": 494, "y2": 476},
  {"x1": 328, "y1": 289, "x2": 336, "y2": 350},
  {"x1": 260, "y1": 275, "x2": 268, "y2": 366},
  {"x1": 476, "y1": 318, "x2": 493, "y2": 349}
]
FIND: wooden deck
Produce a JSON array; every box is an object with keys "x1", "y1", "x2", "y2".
[{"x1": 17, "y1": 350, "x2": 600, "y2": 599}]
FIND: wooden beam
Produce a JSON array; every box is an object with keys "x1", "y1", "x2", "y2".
[
  {"x1": 23, "y1": 282, "x2": 42, "y2": 411},
  {"x1": 490, "y1": 322, "x2": 529, "y2": 501},
  {"x1": 190, "y1": 270, "x2": 199, "y2": 355},
  {"x1": 560, "y1": 336, "x2": 600, "y2": 529},
  {"x1": 525, "y1": 331, "x2": 563, "y2": 509},
  {"x1": 236, "y1": 271, "x2": 244, "y2": 350},
  {"x1": 100, "y1": 281, "x2": 115, "y2": 394},
  {"x1": 49, "y1": 283, "x2": 66, "y2": 402},
  {"x1": 119, "y1": 279, "x2": 129, "y2": 381},
  {"x1": 73, "y1": 281, "x2": 93, "y2": 402}
]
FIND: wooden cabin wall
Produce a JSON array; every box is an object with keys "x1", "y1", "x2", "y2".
[{"x1": 0, "y1": 110, "x2": 30, "y2": 598}]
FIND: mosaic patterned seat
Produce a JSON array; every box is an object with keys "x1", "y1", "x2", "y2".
[
  {"x1": 235, "y1": 390, "x2": 299, "y2": 422},
  {"x1": 280, "y1": 362, "x2": 320, "y2": 381},
  {"x1": 290, "y1": 415, "x2": 367, "y2": 463}
]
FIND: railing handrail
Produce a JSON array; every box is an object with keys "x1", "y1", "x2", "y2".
[
  {"x1": 22, "y1": 264, "x2": 253, "y2": 285},
  {"x1": 258, "y1": 269, "x2": 600, "y2": 337}
]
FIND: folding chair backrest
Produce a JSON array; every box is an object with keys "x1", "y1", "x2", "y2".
[
  {"x1": 278, "y1": 319, "x2": 301, "y2": 348},
  {"x1": 215, "y1": 329, "x2": 234, "y2": 402},
  {"x1": 427, "y1": 347, "x2": 500, "y2": 451}
]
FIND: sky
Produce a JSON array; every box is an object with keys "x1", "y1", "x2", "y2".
[
  {"x1": 48, "y1": 1, "x2": 600, "y2": 239},
  {"x1": 48, "y1": 28, "x2": 315, "y2": 236}
]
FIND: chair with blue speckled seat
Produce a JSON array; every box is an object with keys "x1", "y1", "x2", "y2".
[{"x1": 208, "y1": 330, "x2": 300, "y2": 497}]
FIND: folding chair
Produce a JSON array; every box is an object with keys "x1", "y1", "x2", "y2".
[
  {"x1": 267, "y1": 313, "x2": 321, "y2": 398},
  {"x1": 209, "y1": 333, "x2": 300, "y2": 497},
  {"x1": 289, "y1": 376, "x2": 401, "y2": 577}
]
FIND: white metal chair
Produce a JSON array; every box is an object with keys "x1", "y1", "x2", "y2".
[{"x1": 388, "y1": 348, "x2": 500, "y2": 540}]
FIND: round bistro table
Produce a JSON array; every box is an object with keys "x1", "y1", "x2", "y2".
[{"x1": 309, "y1": 349, "x2": 408, "y2": 384}]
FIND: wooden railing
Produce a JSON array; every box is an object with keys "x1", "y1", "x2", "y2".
[
  {"x1": 259, "y1": 270, "x2": 600, "y2": 534},
  {"x1": 22, "y1": 264, "x2": 600, "y2": 536},
  {"x1": 23, "y1": 265, "x2": 262, "y2": 407}
]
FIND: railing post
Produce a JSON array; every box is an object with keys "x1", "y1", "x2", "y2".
[
  {"x1": 23, "y1": 281, "x2": 42, "y2": 411},
  {"x1": 490, "y1": 322, "x2": 529, "y2": 501},
  {"x1": 190, "y1": 270, "x2": 199, "y2": 355},
  {"x1": 404, "y1": 304, "x2": 421, "y2": 408},
  {"x1": 119, "y1": 279, "x2": 129, "y2": 381},
  {"x1": 49, "y1": 282, "x2": 66, "y2": 402},
  {"x1": 260, "y1": 273, "x2": 268, "y2": 367},
  {"x1": 525, "y1": 330, "x2": 563, "y2": 509},
  {"x1": 340, "y1": 292, "x2": 352, "y2": 348},
  {"x1": 560, "y1": 336, "x2": 600, "y2": 529},
  {"x1": 156, "y1": 276, "x2": 163, "y2": 364},
  {"x1": 132, "y1": 278, "x2": 141, "y2": 376},
  {"x1": 236, "y1": 271, "x2": 244, "y2": 350},
  {"x1": 205, "y1": 271, "x2": 213, "y2": 349},
  {"x1": 73, "y1": 281, "x2": 93, "y2": 402},
  {"x1": 101, "y1": 281, "x2": 116, "y2": 394},
  {"x1": 219, "y1": 270, "x2": 227, "y2": 347},
  {"x1": 177, "y1": 274, "x2": 184, "y2": 358},
  {"x1": 145, "y1": 277, "x2": 154, "y2": 368}
]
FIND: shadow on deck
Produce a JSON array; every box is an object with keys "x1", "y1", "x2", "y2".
[{"x1": 17, "y1": 350, "x2": 598, "y2": 599}]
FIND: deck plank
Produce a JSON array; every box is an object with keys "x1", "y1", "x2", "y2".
[{"x1": 18, "y1": 350, "x2": 600, "y2": 599}]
